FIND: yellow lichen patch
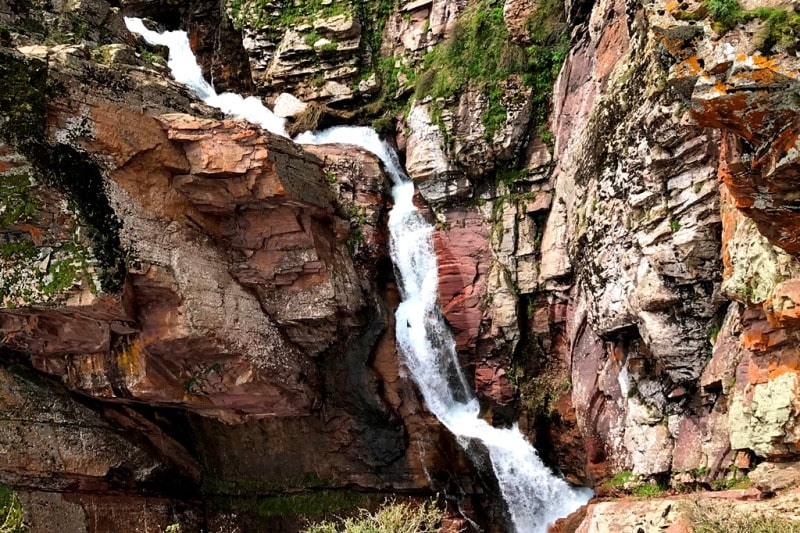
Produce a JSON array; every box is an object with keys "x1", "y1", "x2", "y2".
[
  {"x1": 665, "y1": 0, "x2": 679, "y2": 12},
  {"x1": 117, "y1": 337, "x2": 145, "y2": 377}
]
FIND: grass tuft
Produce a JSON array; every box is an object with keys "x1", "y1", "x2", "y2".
[
  {"x1": 302, "y1": 499, "x2": 442, "y2": 533},
  {"x1": 684, "y1": 500, "x2": 800, "y2": 533}
]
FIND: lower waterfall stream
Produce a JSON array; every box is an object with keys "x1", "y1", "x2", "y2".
[{"x1": 125, "y1": 17, "x2": 591, "y2": 532}]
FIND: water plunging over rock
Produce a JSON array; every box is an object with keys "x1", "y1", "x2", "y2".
[{"x1": 126, "y1": 17, "x2": 590, "y2": 531}]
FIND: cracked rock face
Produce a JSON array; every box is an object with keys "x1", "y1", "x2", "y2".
[
  {"x1": 9, "y1": 0, "x2": 800, "y2": 529},
  {"x1": 0, "y1": 2, "x2": 498, "y2": 529},
  {"x1": 532, "y1": 0, "x2": 800, "y2": 486}
]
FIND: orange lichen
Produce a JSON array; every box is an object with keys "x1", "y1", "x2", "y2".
[
  {"x1": 677, "y1": 55, "x2": 703, "y2": 76},
  {"x1": 741, "y1": 322, "x2": 787, "y2": 352},
  {"x1": 752, "y1": 55, "x2": 778, "y2": 70},
  {"x1": 15, "y1": 223, "x2": 43, "y2": 246},
  {"x1": 747, "y1": 361, "x2": 800, "y2": 385}
]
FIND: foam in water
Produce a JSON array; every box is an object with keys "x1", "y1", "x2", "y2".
[{"x1": 126, "y1": 17, "x2": 591, "y2": 532}]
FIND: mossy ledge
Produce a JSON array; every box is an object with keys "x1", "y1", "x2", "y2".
[
  {"x1": 209, "y1": 489, "x2": 386, "y2": 520},
  {"x1": 0, "y1": 48, "x2": 125, "y2": 292}
]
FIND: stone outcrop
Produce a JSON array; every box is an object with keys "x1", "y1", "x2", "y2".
[
  {"x1": 0, "y1": 2, "x2": 502, "y2": 530},
  {"x1": 223, "y1": 0, "x2": 372, "y2": 104},
  {"x1": 563, "y1": 489, "x2": 800, "y2": 532},
  {"x1": 8, "y1": 0, "x2": 800, "y2": 530}
]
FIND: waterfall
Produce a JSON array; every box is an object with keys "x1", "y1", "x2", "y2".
[
  {"x1": 125, "y1": 17, "x2": 591, "y2": 532},
  {"x1": 123, "y1": 18, "x2": 288, "y2": 137}
]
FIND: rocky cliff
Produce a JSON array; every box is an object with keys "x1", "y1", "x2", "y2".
[{"x1": 3, "y1": 0, "x2": 800, "y2": 531}]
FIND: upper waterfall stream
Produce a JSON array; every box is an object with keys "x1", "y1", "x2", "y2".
[{"x1": 125, "y1": 17, "x2": 591, "y2": 532}]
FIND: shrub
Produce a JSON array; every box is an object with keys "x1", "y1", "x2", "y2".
[{"x1": 302, "y1": 499, "x2": 443, "y2": 533}]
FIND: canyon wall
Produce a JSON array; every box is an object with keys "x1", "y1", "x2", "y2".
[{"x1": 3, "y1": 0, "x2": 800, "y2": 530}]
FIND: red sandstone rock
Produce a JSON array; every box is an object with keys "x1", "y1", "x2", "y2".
[
  {"x1": 433, "y1": 208, "x2": 490, "y2": 352},
  {"x1": 689, "y1": 52, "x2": 800, "y2": 254}
]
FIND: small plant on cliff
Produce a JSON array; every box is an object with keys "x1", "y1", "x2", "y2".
[
  {"x1": 749, "y1": 8, "x2": 800, "y2": 53},
  {"x1": 605, "y1": 470, "x2": 635, "y2": 489},
  {"x1": 413, "y1": 0, "x2": 568, "y2": 139},
  {"x1": 0, "y1": 484, "x2": 26, "y2": 533},
  {"x1": 705, "y1": 0, "x2": 745, "y2": 30},
  {"x1": 302, "y1": 499, "x2": 443, "y2": 533},
  {"x1": 698, "y1": 1, "x2": 800, "y2": 52},
  {"x1": 632, "y1": 483, "x2": 668, "y2": 498}
]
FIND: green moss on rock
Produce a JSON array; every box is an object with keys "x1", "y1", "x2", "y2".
[
  {"x1": 0, "y1": 50, "x2": 47, "y2": 148},
  {"x1": 0, "y1": 173, "x2": 39, "y2": 226},
  {"x1": 211, "y1": 490, "x2": 381, "y2": 520},
  {"x1": 407, "y1": 0, "x2": 568, "y2": 140},
  {"x1": 256, "y1": 491, "x2": 366, "y2": 518},
  {"x1": 226, "y1": 0, "x2": 351, "y2": 33}
]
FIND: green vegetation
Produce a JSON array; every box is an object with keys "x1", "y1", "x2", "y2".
[
  {"x1": 694, "y1": 466, "x2": 711, "y2": 477},
  {"x1": 347, "y1": 227, "x2": 365, "y2": 254},
  {"x1": 670, "y1": 217, "x2": 681, "y2": 232},
  {"x1": 254, "y1": 491, "x2": 365, "y2": 518},
  {"x1": 684, "y1": 501, "x2": 800, "y2": 533},
  {"x1": 0, "y1": 52, "x2": 124, "y2": 293},
  {"x1": 203, "y1": 472, "x2": 326, "y2": 496},
  {"x1": 707, "y1": 321, "x2": 721, "y2": 346},
  {"x1": 605, "y1": 470, "x2": 635, "y2": 488},
  {"x1": 35, "y1": 146, "x2": 125, "y2": 292},
  {"x1": 705, "y1": 0, "x2": 745, "y2": 30},
  {"x1": 1, "y1": 237, "x2": 98, "y2": 307},
  {"x1": 0, "y1": 173, "x2": 38, "y2": 226},
  {"x1": 678, "y1": 1, "x2": 800, "y2": 53},
  {"x1": 632, "y1": 483, "x2": 668, "y2": 498},
  {"x1": 413, "y1": 0, "x2": 568, "y2": 138},
  {"x1": 227, "y1": 0, "x2": 350, "y2": 32},
  {"x1": 748, "y1": 8, "x2": 800, "y2": 53},
  {"x1": 711, "y1": 473, "x2": 750, "y2": 491},
  {"x1": 0, "y1": 169, "x2": 99, "y2": 306},
  {"x1": 302, "y1": 499, "x2": 442, "y2": 533},
  {"x1": 139, "y1": 48, "x2": 166, "y2": 64},
  {"x1": 0, "y1": 484, "x2": 26, "y2": 533},
  {"x1": 0, "y1": 50, "x2": 47, "y2": 147},
  {"x1": 603, "y1": 471, "x2": 669, "y2": 497}
]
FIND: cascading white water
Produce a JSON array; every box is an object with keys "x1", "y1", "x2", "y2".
[
  {"x1": 123, "y1": 18, "x2": 288, "y2": 137},
  {"x1": 126, "y1": 17, "x2": 591, "y2": 532}
]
